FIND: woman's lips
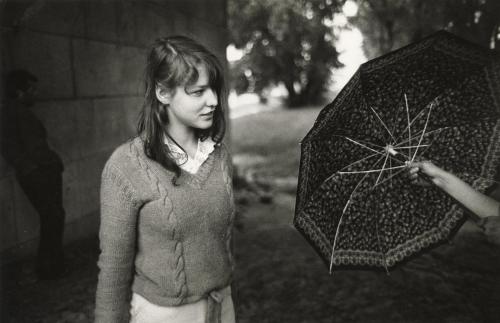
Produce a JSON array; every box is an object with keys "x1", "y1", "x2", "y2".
[{"x1": 201, "y1": 111, "x2": 214, "y2": 117}]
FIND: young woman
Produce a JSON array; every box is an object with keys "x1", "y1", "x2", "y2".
[
  {"x1": 94, "y1": 36, "x2": 235, "y2": 323},
  {"x1": 408, "y1": 161, "x2": 500, "y2": 244}
]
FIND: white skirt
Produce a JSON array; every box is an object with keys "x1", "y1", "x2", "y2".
[{"x1": 130, "y1": 287, "x2": 235, "y2": 323}]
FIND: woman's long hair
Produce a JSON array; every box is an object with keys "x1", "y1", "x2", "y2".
[{"x1": 137, "y1": 36, "x2": 227, "y2": 182}]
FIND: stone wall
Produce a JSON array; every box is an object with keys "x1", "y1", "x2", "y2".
[{"x1": 0, "y1": 0, "x2": 228, "y2": 262}]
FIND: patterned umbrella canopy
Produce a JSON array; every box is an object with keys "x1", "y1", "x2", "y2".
[{"x1": 294, "y1": 31, "x2": 500, "y2": 272}]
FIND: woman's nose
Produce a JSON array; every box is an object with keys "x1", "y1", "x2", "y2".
[{"x1": 206, "y1": 88, "x2": 218, "y2": 107}]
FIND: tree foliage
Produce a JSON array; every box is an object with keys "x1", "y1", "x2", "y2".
[
  {"x1": 350, "y1": 0, "x2": 500, "y2": 59},
  {"x1": 228, "y1": 0, "x2": 346, "y2": 107}
]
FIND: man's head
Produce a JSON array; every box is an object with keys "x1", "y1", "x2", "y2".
[{"x1": 5, "y1": 69, "x2": 38, "y2": 105}]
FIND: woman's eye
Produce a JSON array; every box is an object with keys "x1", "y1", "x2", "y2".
[{"x1": 191, "y1": 89, "x2": 204, "y2": 96}]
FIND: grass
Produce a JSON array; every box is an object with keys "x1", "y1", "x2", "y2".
[{"x1": 230, "y1": 106, "x2": 322, "y2": 178}]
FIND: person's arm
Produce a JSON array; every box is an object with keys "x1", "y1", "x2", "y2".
[
  {"x1": 408, "y1": 161, "x2": 499, "y2": 219},
  {"x1": 94, "y1": 162, "x2": 140, "y2": 323}
]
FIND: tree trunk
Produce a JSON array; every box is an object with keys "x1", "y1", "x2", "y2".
[{"x1": 284, "y1": 81, "x2": 301, "y2": 107}]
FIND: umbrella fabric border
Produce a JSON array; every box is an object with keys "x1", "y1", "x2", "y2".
[{"x1": 294, "y1": 206, "x2": 467, "y2": 269}]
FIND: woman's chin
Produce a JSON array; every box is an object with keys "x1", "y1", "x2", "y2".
[{"x1": 194, "y1": 118, "x2": 214, "y2": 129}]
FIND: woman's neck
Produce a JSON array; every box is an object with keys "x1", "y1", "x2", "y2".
[{"x1": 165, "y1": 123, "x2": 198, "y2": 156}]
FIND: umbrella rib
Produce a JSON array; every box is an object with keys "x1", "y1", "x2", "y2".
[
  {"x1": 394, "y1": 127, "x2": 449, "y2": 147},
  {"x1": 342, "y1": 137, "x2": 414, "y2": 168},
  {"x1": 340, "y1": 152, "x2": 380, "y2": 171},
  {"x1": 411, "y1": 131, "x2": 442, "y2": 159},
  {"x1": 343, "y1": 137, "x2": 386, "y2": 156},
  {"x1": 397, "y1": 144, "x2": 430, "y2": 149},
  {"x1": 411, "y1": 103, "x2": 434, "y2": 163},
  {"x1": 387, "y1": 150, "x2": 411, "y2": 163},
  {"x1": 325, "y1": 153, "x2": 386, "y2": 184},
  {"x1": 374, "y1": 152, "x2": 390, "y2": 186},
  {"x1": 389, "y1": 156, "x2": 392, "y2": 188},
  {"x1": 339, "y1": 165, "x2": 406, "y2": 174},
  {"x1": 334, "y1": 135, "x2": 385, "y2": 149},
  {"x1": 405, "y1": 93, "x2": 412, "y2": 159},
  {"x1": 394, "y1": 108, "x2": 426, "y2": 144},
  {"x1": 369, "y1": 106, "x2": 396, "y2": 143},
  {"x1": 375, "y1": 216, "x2": 390, "y2": 274},
  {"x1": 329, "y1": 154, "x2": 387, "y2": 273},
  {"x1": 355, "y1": 138, "x2": 385, "y2": 149},
  {"x1": 373, "y1": 167, "x2": 407, "y2": 188}
]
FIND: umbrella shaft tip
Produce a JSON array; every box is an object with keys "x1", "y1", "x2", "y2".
[{"x1": 385, "y1": 145, "x2": 398, "y2": 156}]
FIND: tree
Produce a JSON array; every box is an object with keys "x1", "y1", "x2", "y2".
[
  {"x1": 350, "y1": 0, "x2": 500, "y2": 59},
  {"x1": 228, "y1": 0, "x2": 346, "y2": 107}
]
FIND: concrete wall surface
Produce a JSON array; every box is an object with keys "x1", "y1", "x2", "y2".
[{"x1": 0, "y1": 0, "x2": 228, "y2": 262}]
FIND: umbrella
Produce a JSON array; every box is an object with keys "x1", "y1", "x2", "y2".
[{"x1": 294, "y1": 30, "x2": 500, "y2": 273}]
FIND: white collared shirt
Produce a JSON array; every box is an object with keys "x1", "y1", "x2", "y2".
[{"x1": 164, "y1": 136, "x2": 216, "y2": 174}]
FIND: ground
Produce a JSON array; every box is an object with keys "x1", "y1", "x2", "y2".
[{"x1": 2, "y1": 106, "x2": 500, "y2": 323}]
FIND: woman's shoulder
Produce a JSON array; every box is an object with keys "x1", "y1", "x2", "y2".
[
  {"x1": 215, "y1": 141, "x2": 232, "y2": 160},
  {"x1": 104, "y1": 137, "x2": 144, "y2": 174}
]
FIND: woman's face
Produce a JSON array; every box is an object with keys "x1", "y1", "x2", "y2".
[{"x1": 166, "y1": 65, "x2": 218, "y2": 131}]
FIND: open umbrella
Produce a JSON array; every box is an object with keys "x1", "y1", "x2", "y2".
[{"x1": 294, "y1": 31, "x2": 500, "y2": 273}]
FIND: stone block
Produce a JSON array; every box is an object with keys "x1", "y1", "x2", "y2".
[
  {"x1": 2, "y1": 0, "x2": 85, "y2": 37},
  {"x1": 75, "y1": 98, "x2": 96, "y2": 156},
  {"x1": 167, "y1": 0, "x2": 226, "y2": 28},
  {"x1": 74, "y1": 150, "x2": 111, "y2": 222},
  {"x1": 83, "y1": 0, "x2": 118, "y2": 43},
  {"x1": 0, "y1": 177, "x2": 18, "y2": 251},
  {"x1": 1, "y1": 0, "x2": 31, "y2": 28},
  {"x1": 73, "y1": 39, "x2": 145, "y2": 97},
  {"x1": 4, "y1": 30, "x2": 74, "y2": 99},
  {"x1": 115, "y1": 1, "x2": 141, "y2": 46},
  {"x1": 0, "y1": 156, "x2": 13, "y2": 179},
  {"x1": 76, "y1": 97, "x2": 138, "y2": 156},
  {"x1": 189, "y1": 22, "x2": 228, "y2": 62},
  {"x1": 33, "y1": 100, "x2": 90, "y2": 163},
  {"x1": 123, "y1": 96, "x2": 143, "y2": 137},
  {"x1": 63, "y1": 210, "x2": 99, "y2": 245},
  {"x1": 133, "y1": 4, "x2": 175, "y2": 47},
  {"x1": 200, "y1": 0, "x2": 227, "y2": 27},
  {"x1": 13, "y1": 178, "x2": 39, "y2": 244},
  {"x1": 92, "y1": 98, "x2": 130, "y2": 149},
  {"x1": 172, "y1": 10, "x2": 190, "y2": 35},
  {"x1": 62, "y1": 161, "x2": 82, "y2": 223}
]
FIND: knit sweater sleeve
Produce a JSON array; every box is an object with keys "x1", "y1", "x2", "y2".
[
  {"x1": 94, "y1": 160, "x2": 142, "y2": 323},
  {"x1": 220, "y1": 143, "x2": 236, "y2": 270}
]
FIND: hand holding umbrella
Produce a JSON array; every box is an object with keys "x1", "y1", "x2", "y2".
[{"x1": 408, "y1": 161, "x2": 500, "y2": 219}]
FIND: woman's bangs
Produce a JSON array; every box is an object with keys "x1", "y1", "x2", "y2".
[
  {"x1": 159, "y1": 54, "x2": 194, "y2": 89},
  {"x1": 199, "y1": 58, "x2": 222, "y2": 93}
]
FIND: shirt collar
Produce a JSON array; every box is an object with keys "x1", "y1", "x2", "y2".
[{"x1": 164, "y1": 135, "x2": 216, "y2": 173}]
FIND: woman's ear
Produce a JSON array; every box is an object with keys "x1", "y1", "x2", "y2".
[{"x1": 155, "y1": 85, "x2": 171, "y2": 105}]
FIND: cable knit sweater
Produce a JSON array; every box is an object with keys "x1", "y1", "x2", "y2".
[{"x1": 94, "y1": 137, "x2": 235, "y2": 323}]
